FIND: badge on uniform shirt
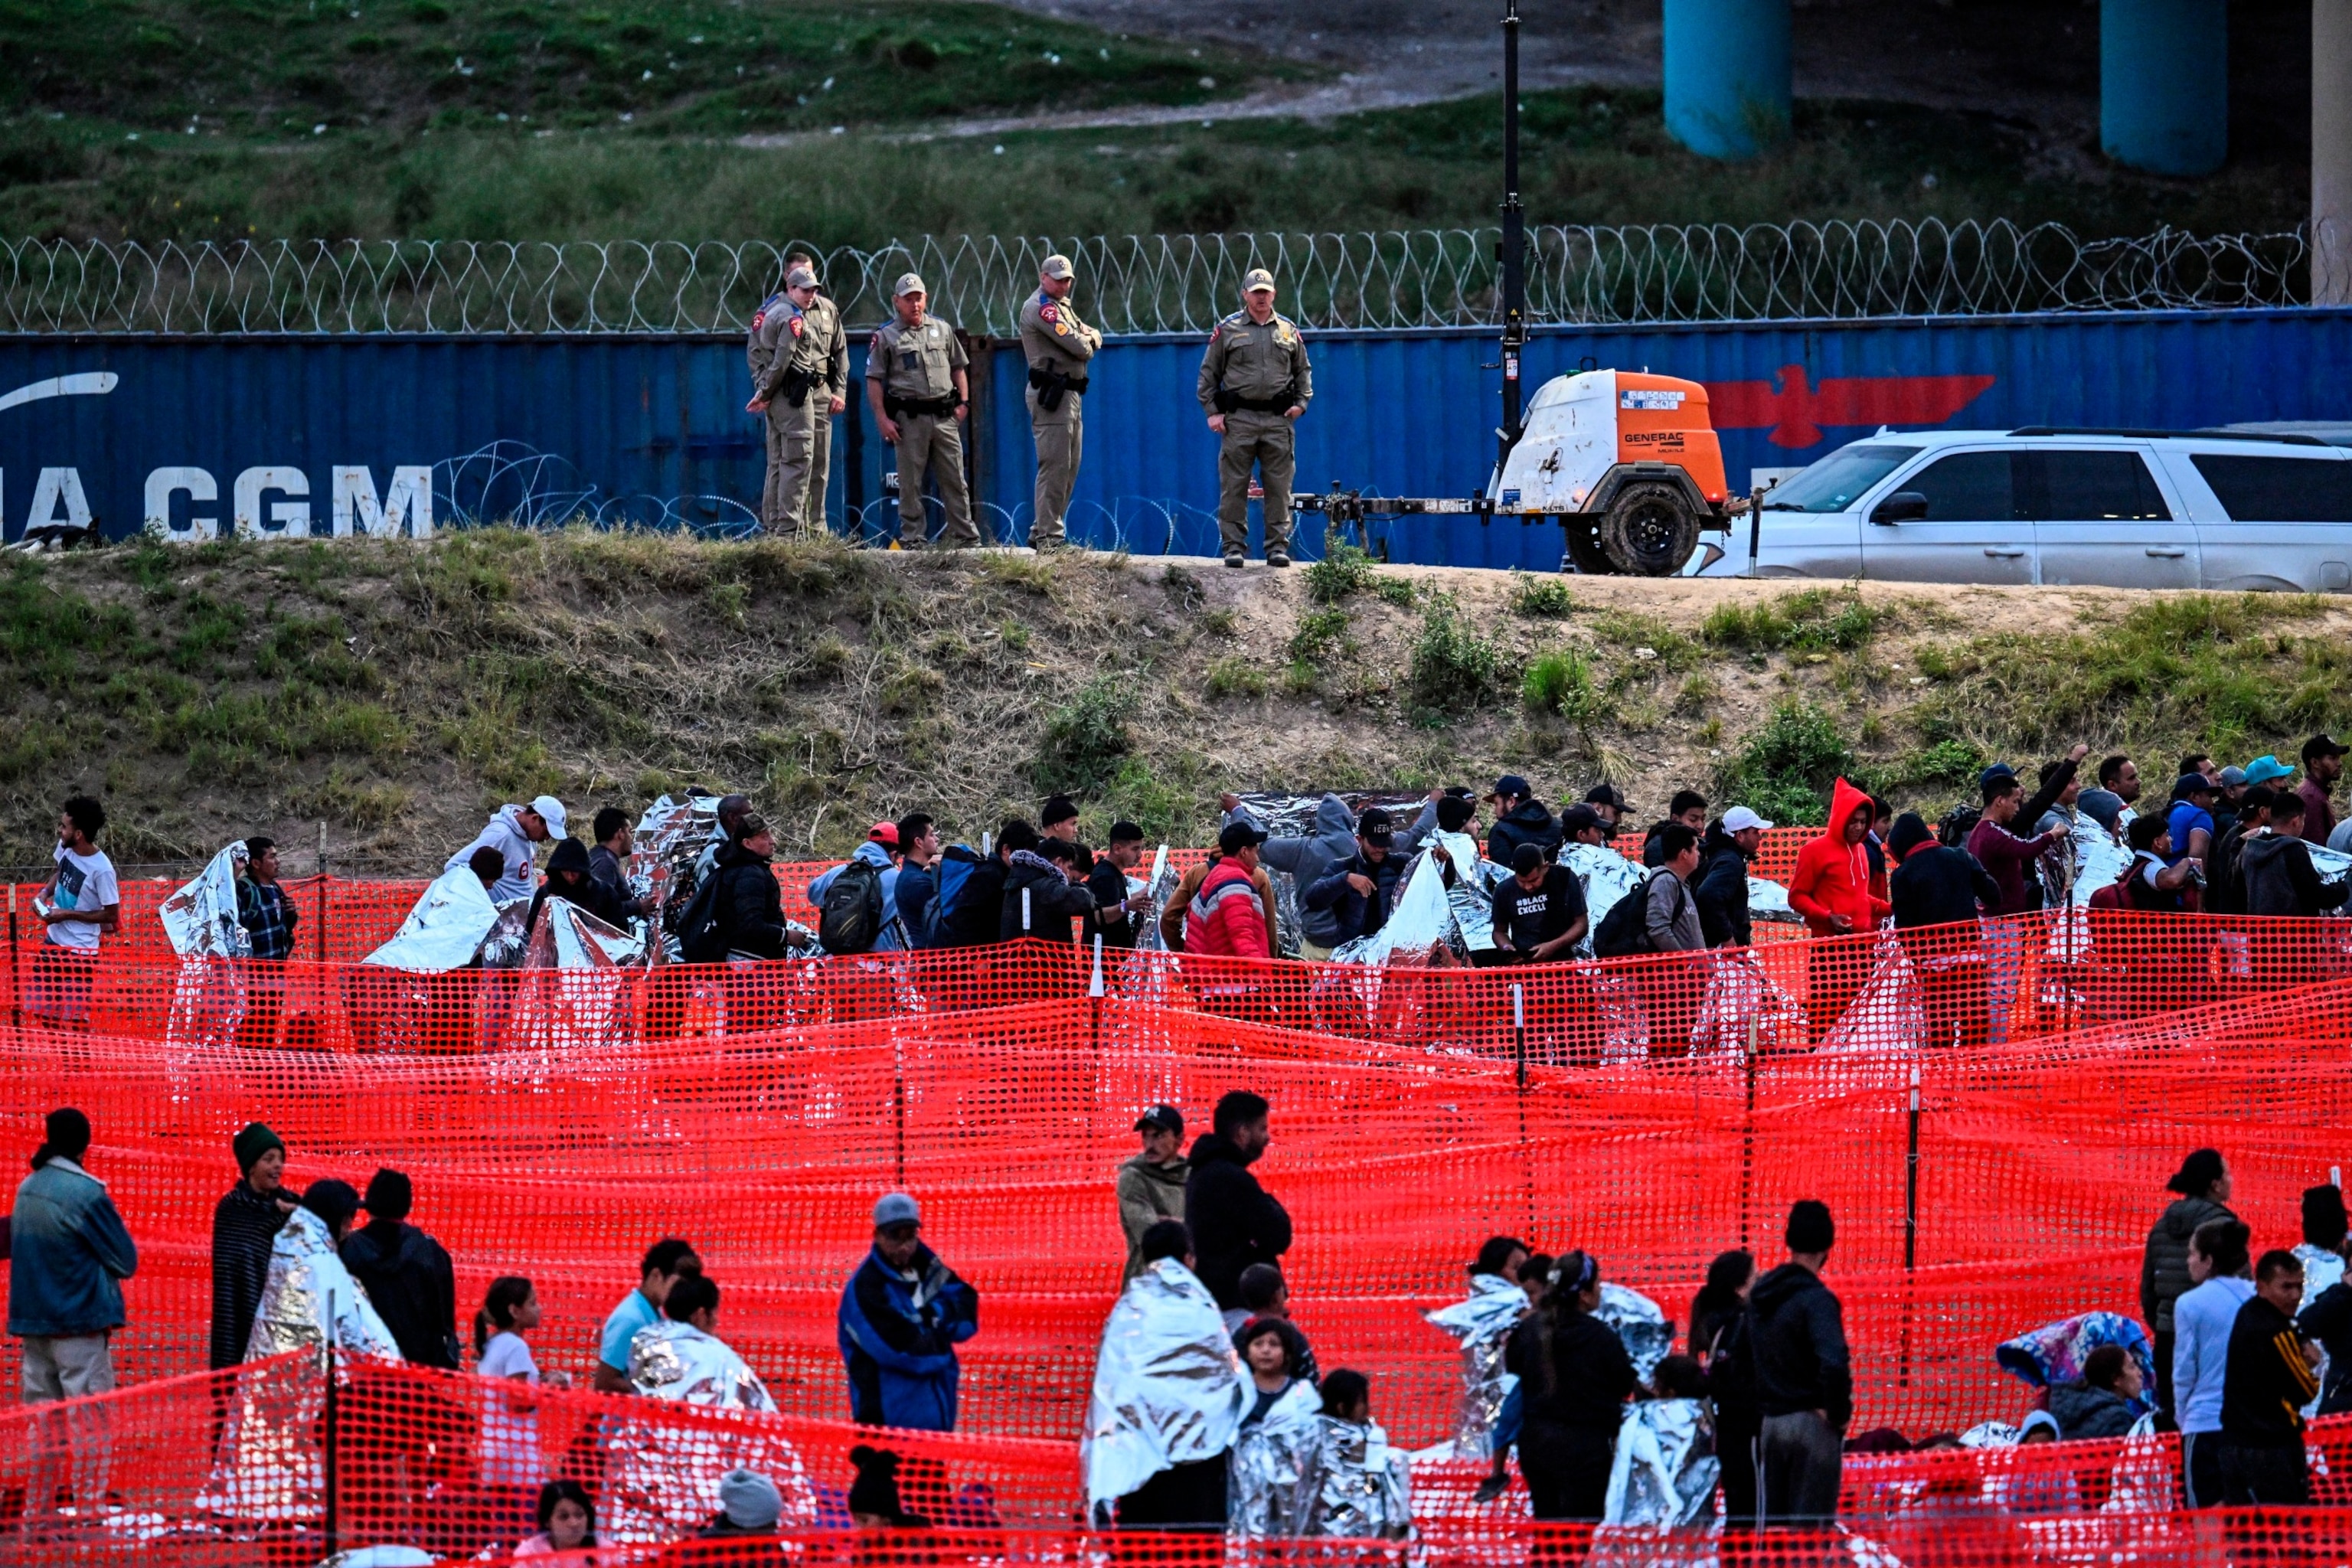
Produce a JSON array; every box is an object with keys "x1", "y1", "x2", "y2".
[
  {"x1": 1054, "y1": 322, "x2": 1070, "y2": 336},
  {"x1": 1276, "y1": 326, "x2": 1294, "y2": 345},
  {"x1": 1040, "y1": 304, "x2": 1058, "y2": 323},
  {"x1": 788, "y1": 317, "x2": 803, "y2": 337}
]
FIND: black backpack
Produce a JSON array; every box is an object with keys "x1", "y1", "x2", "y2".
[
  {"x1": 817, "y1": 858, "x2": 887, "y2": 956},
  {"x1": 674, "y1": 868, "x2": 730, "y2": 964},
  {"x1": 1593, "y1": 869, "x2": 1684, "y2": 958}
]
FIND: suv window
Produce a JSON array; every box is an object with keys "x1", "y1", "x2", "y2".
[
  {"x1": 1765, "y1": 443, "x2": 1922, "y2": 513},
  {"x1": 2020, "y1": 449, "x2": 2171, "y2": 521},
  {"x1": 1906, "y1": 451, "x2": 2016, "y2": 521},
  {"x1": 2191, "y1": 454, "x2": 2352, "y2": 522}
]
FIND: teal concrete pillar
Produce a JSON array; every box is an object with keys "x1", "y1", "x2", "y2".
[
  {"x1": 2101, "y1": 0, "x2": 2227, "y2": 176},
  {"x1": 1663, "y1": 0, "x2": 1791, "y2": 161}
]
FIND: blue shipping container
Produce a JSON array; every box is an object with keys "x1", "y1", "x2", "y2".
[{"x1": 3, "y1": 307, "x2": 2349, "y2": 567}]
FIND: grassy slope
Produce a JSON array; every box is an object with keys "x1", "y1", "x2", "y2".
[
  {"x1": 4, "y1": 533, "x2": 2347, "y2": 875},
  {"x1": 0, "y1": 0, "x2": 2303, "y2": 243}
]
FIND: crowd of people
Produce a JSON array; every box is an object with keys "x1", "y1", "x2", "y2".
[
  {"x1": 18, "y1": 732, "x2": 2352, "y2": 1019},
  {"x1": 8, "y1": 1064, "x2": 2352, "y2": 1548}
]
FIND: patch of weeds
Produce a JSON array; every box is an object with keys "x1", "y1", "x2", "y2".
[
  {"x1": 1197, "y1": 608, "x2": 1240, "y2": 638},
  {"x1": 1408, "y1": 592, "x2": 1502, "y2": 708},
  {"x1": 1717, "y1": 700, "x2": 1860, "y2": 825},
  {"x1": 1508, "y1": 573, "x2": 1577, "y2": 619},
  {"x1": 1205, "y1": 657, "x2": 1269, "y2": 698},
  {"x1": 980, "y1": 551, "x2": 1058, "y2": 594},
  {"x1": 1371, "y1": 577, "x2": 1416, "y2": 609},
  {"x1": 880, "y1": 658, "x2": 946, "y2": 716},
  {"x1": 1033, "y1": 675, "x2": 1132, "y2": 792},
  {"x1": 1280, "y1": 661, "x2": 1320, "y2": 694},
  {"x1": 1101, "y1": 750, "x2": 1214, "y2": 845},
  {"x1": 1286, "y1": 606, "x2": 1351, "y2": 663},
  {"x1": 1675, "y1": 673, "x2": 1720, "y2": 715},
  {"x1": 1899, "y1": 737, "x2": 1985, "y2": 788},
  {"x1": 1591, "y1": 609, "x2": 1700, "y2": 671},
  {"x1": 1522, "y1": 648, "x2": 1601, "y2": 723},
  {"x1": 709, "y1": 580, "x2": 750, "y2": 630},
  {"x1": 995, "y1": 618, "x2": 1030, "y2": 653},
  {"x1": 1702, "y1": 586, "x2": 1882, "y2": 652},
  {"x1": 1304, "y1": 543, "x2": 1376, "y2": 605}
]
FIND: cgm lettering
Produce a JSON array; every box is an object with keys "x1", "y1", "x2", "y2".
[{"x1": 137, "y1": 464, "x2": 435, "y2": 542}]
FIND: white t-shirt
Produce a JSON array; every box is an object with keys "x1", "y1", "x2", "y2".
[
  {"x1": 477, "y1": 1331, "x2": 544, "y2": 1485},
  {"x1": 45, "y1": 844, "x2": 118, "y2": 952}
]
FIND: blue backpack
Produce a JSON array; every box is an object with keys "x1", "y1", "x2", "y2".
[{"x1": 926, "y1": 845, "x2": 989, "y2": 947}]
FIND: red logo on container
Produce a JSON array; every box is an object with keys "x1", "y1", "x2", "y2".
[{"x1": 1707, "y1": 364, "x2": 1997, "y2": 449}]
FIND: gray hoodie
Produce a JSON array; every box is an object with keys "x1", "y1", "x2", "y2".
[{"x1": 1227, "y1": 795, "x2": 1359, "y2": 947}]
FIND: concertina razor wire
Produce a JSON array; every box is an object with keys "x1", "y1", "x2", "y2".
[{"x1": 0, "y1": 222, "x2": 2313, "y2": 336}]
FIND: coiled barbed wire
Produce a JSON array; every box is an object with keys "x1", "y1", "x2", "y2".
[{"x1": 0, "y1": 223, "x2": 2308, "y2": 337}]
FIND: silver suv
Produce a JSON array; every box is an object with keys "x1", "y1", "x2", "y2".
[{"x1": 1701, "y1": 429, "x2": 2352, "y2": 591}]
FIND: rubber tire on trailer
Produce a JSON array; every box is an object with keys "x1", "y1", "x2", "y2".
[
  {"x1": 1563, "y1": 520, "x2": 1615, "y2": 576},
  {"x1": 1599, "y1": 481, "x2": 1700, "y2": 577}
]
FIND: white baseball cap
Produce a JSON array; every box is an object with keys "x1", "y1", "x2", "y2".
[
  {"x1": 1722, "y1": 806, "x2": 1773, "y2": 834},
  {"x1": 530, "y1": 795, "x2": 569, "y2": 839}
]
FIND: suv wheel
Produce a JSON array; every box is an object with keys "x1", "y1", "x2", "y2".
[{"x1": 1599, "y1": 481, "x2": 1700, "y2": 577}]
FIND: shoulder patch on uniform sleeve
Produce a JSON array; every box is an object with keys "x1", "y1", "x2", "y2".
[
  {"x1": 750, "y1": 309, "x2": 766, "y2": 331},
  {"x1": 788, "y1": 316, "x2": 803, "y2": 337},
  {"x1": 1039, "y1": 303, "x2": 1058, "y2": 323}
]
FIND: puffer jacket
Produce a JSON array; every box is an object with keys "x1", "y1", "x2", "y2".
[
  {"x1": 1488, "y1": 799, "x2": 1565, "y2": 869},
  {"x1": 1230, "y1": 795, "x2": 1357, "y2": 947},
  {"x1": 1786, "y1": 778, "x2": 1890, "y2": 937},
  {"x1": 711, "y1": 839, "x2": 789, "y2": 959},
  {"x1": 2048, "y1": 1380, "x2": 2138, "y2": 1441},
  {"x1": 2141, "y1": 1194, "x2": 2236, "y2": 1334},
  {"x1": 1184, "y1": 859, "x2": 1272, "y2": 959},
  {"x1": 999, "y1": 850, "x2": 1095, "y2": 943}
]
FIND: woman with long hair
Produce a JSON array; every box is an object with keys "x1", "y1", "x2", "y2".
[{"x1": 1502, "y1": 1251, "x2": 1637, "y2": 1521}]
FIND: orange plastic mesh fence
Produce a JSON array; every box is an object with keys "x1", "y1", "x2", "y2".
[
  {"x1": 7, "y1": 907, "x2": 2350, "y2": 1059},
  {"x1": 14, "y1": 1350, "x2": 2352, "y2": 1568},
  {"x1": 8, "y1": 971, "x2": 2352, "y2": 1441},
  {"x1": 0, "y1": 825, "x2": 1818, "y2": 967}
]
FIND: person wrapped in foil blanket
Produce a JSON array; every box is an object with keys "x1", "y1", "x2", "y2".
[
  {"x1": 603, "y1": 1309, "x2": 812, "y2": 1542},
  {"x1": 1231, "y1": 1376, "x2": 1413, "y2": 1540},
  {"x1": 198, "y1": 1194, "x2": 401, "y2": 1521},
  {"x1": 1419, "y1": 1271, "x2": 1530, "y2": 1460},
  {"x1": 1082, "y1": 1253, "x2": 1246, "y2": 1520}
]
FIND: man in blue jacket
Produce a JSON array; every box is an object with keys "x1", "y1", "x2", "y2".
[
  {"x1": 838, "y1": 1192, "x2": 979, "y2": 1431},
  {"x1": 9, "y1": 1108, "x2": 139, "y2": 1407}
]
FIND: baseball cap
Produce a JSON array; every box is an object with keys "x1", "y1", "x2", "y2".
[
  {"x1": 1040, "y1": 253, "x2": 1075, "y2": 280},
  {"x1": 1218, "y1": 820, "x2": 1269, "y2": 856},
  {"x1": 530, "y1": 795, "x2": 568, "y2": 839},
  {"x1": 1241, "y1": 266, "x2": 1276, "y2": 293},
  {"x1": 1977, "y1": 763, "x2": 2016, "y2": 792},
  {"x1": 1357, "y1": 807, "x2": 1394, "y2": 844},
  {"x1": 1488, "y1": 774, "x2": 1533, "y2": 802},
  {"x1": 867, "y1": 821, "x2": 900, "y2": 847},
  {"x1": 1510, "y1": 843, "x2": 1544, "y2": 875},
  {"x1": 2173, "y1": 772, "x2": 2216, "y2": 799},
  {"x1": 893, "y1": 271, "x2": 926, "y2": 298},
  {"x1": 874, "y1": 1192, "x2": 921, "y2": 1228},
  {"x1": 1721, "y1": 805, "x2": 1774, "y2": 834},
  {"x1": 1559, "y1": 804, "x2": 1603, "y2": 835},
  {"x1": 2218, "y1": 765, "x2": 2248, "y2": 789},
  {"x1": 1133, "y1": 1104, "x2": 1184, "y2": 1137},
  {"x1": 2306, "y1": 733, "x2": 2349, "y2": 762},
  {"x1": 1583, "y1": 783, "x2": 1628, "y2": 812},
  {"x1": 2243, "y1": 755, "x2": 2295, "y2": 786},
  {"x1": 785, "y1": 264, "x2": 818, "y2": 289}
]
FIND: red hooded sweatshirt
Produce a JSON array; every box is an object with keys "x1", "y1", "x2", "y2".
[{"x1": 1786, "y1": 778, "x2": 1893, "y2": 938}]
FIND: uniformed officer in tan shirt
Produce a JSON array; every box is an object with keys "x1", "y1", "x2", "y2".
[
  {"x1": 1017, "y1": 253, "x2": 1102, "y2": 552},
  {"x1": 864, "y1": 272, "x2": 978, "y2": 547},
  {"x1": 1196, "y1": 267, "x2": 1312, "y2": 567},
  {"x1": 745, "y1": 262, "x2": 848, "y2": 537}
]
